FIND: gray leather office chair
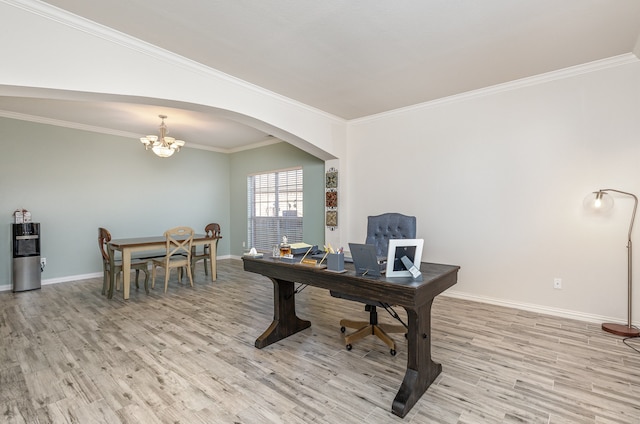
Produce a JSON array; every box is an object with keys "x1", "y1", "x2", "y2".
[{"x1": 331, "y1": 212, "x2": 416, "y2": 355}]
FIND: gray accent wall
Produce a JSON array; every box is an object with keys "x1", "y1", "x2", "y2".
[
  {"x1": 0, "y1": 118, "x2": 325, "y2": 286},
  {"x1": 229, "y1": 142, "x2": 325, "y2": 257},
  {"x1": 0, "y1": 117, "x2": 231, "y2": 285}
]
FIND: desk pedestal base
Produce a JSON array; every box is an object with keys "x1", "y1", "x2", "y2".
[
  {"x1": 255, "y1": 277, "x2": 311, "y2": 348},
  {"x1": 255, "y1": 275, "x2": 439, "y2": 418},
  {"x1": 392, "y1": 301, "x2": 440, "y2": 417}
]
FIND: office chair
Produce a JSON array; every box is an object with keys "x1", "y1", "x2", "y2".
[{"x1": 331, "y1": 213, "x2": 416, "y2": 355}]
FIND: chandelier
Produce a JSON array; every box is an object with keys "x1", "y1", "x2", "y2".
[{"x1": 140, "y1": 115, "x2": 185, "y2": 158}]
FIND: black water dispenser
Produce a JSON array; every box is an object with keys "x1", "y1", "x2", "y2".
[{"x1": 12, "y1": 223, "x2": 41, "y2": 292}]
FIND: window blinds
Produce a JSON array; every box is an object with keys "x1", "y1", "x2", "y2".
[{"x1": 247, "y1": 167, "x2": 303, "y2": 251}]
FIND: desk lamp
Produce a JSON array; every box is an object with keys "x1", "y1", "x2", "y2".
[{"x1": 584, "y1": 189, "x2": 639, "y2": 337}]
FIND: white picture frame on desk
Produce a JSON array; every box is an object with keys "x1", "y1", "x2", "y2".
[{"x1": 385, "y1": 239, "x2": 424, "y2": 278}]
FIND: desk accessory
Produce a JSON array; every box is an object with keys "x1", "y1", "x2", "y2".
[
  {"x1": 400, "y1": 255, "x2": 421, "y2": 278},
  {"x1": 279, "y1": 236, "x2": 291, "y2": 256},
  {"x1": 290, "y1": 242, "x2": 317, "y2": 255},
  {"x1": 327, "y1": 252, "x2": 345, "y2": 272},
  {"x1": 243, "y1": 247, "x2": 263, "y2": 258},
  {"x1": 349, "y1": 243, "x2": 384, "y2": 276},
  {"x1": 385, "y1": 239, "x2": 424, "y2": 278}
]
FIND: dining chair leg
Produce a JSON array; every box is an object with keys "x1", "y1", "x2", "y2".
[
  {"x1": 151, "y1": 265, "x2": 157, "y2": 289},
  {"x1": 134, "y1": 269, "x2": 140, "y2": 289},
  {"x1": 102, "y1": 269, "x2": 109, "y2": 295},
  {"x1": 186, "y1": 263, "x2": 194, "y2": 288},
  {"x1": 108, "y1": 270, "x2": 116, "y2": 299},
  {"x1": 143, "y1": 269, "x2": 150, "y2": 294},
  {"x1": 164, "y1": 268, "x2": 170, "y2": 293},
  {"x1": 204, "y1": 258, "x2": 209, "y2": 276}
]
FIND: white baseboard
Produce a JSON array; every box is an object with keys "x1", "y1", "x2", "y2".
[
  {"x1": 443, "y1": 289, "x2": 639, "y2": 328},
  {"x1": 0, "y1": 256, "x2": 235, "y2": 293},
  {"x1": 0, "y1": 272, "x2": 101, "y2": 293}
]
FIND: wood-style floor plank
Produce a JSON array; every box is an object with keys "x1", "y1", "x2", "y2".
[{"x1": 1, "y1": 259, "x2": 639, "y2": 423}]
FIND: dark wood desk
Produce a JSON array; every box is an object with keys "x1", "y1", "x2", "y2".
[
  {"x1": 110, "y1": 234, "x2": 221, "y2": 299},
  {"x1": 242, "y1": 256, "x2": 459, "y2": 418}
]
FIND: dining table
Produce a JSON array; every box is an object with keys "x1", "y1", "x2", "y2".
[{"x1": 109, "y1": 233, "x2": 221, "y2": 299}]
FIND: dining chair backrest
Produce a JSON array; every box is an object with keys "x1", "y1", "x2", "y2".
[
  {"x1": 98, "y1": 227, "x2": 112, "y2": 262},
  {"x1": 205, "y1": 223, "x2": 221, "y2": 239},
  {"x1": 164, "y1": 226, "x2": 194, "y2": 259}
]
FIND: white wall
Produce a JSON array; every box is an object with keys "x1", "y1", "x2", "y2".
[
  {"x1": 346, "y1": 58, "x2": 640, "y2": 325},
  {"x1": 0, "y1": 0, "x2": 347, "y2": 161}
]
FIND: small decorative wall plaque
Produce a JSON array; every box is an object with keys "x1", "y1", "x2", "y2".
[
  {"x1": 325, "y1": 191, "x2": 337, "y2": 208},
  {"x1": 325, "y1": 167, "x2": 338, "y2": 230},
  {"x1": 326, "y1": 210, "x2": 338, "y2": 227}
]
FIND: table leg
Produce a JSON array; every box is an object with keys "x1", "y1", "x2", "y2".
[
  {"x1": 208, "y1": 240, "x2": 217, "y2": 281},
  {"x1": 392, "y1": 300, "x2": 440, "y2": 418},
  {"x1": 255, "y1": 277, "x2": 311, "y2": 348},
  {"x1": 122, "y1": 248, "x2": 131, "y2": 300}
]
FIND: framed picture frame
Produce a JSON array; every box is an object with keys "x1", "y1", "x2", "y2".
[{"x1": 385, "y1": 239, "x2": 424, "y2": 277}]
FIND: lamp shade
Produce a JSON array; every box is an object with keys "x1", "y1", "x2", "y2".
[{"x1": 583, "y1": 191, "x2": 614, "y2": 213}]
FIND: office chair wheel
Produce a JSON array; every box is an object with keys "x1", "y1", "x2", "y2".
[
  {"x1": 346, "y1": 344, "x2": 352, "y2": 351},
  {"x1": 390, "y1": 349, "x2": 396, "y2": 356},
  {"x1": 340, "y1": 326, "x2": 346, "y2": 333}
]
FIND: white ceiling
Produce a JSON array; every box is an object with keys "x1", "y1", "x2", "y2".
[{"x1": 3, "y1": 0, "x2": 640, "y2": 152}]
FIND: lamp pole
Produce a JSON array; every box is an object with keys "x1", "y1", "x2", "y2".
[{"x1": 593, "y1": 189, "x2": 639, "y2": 337}]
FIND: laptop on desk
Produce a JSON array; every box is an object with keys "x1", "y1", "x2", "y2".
[{"x1": 348, "y1": 243, "x2": 386, "y2": 276}]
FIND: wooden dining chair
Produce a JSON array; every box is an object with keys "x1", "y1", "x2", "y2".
[
  {"x1": 151, "y1": 226, "x2": 195, "y2": 293},
  {"x1": 190, "y1": 223, "x2": 221, "y2": 278},
  {"x1": 98, "y1": 227, "x2": 150, "y2": 299}
]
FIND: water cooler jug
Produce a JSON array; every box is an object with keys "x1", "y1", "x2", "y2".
[{"x1": 12, "y1": 223, "x2": 41, "y2": 292}]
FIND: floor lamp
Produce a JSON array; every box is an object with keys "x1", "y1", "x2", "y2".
[{"x1": 584, "y1": 189, "x2": 640, "y2": 337}]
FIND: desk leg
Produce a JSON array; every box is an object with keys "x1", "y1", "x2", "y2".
[
  {"x1": 255, "y1": 277, "x2": 311, "y2": 349},
  {"x1": 392, "y1": 300, "x2": 440, "y2": 418},
  {"x1": 122, "y1": 249, "x2": 131, "y2": 300}
]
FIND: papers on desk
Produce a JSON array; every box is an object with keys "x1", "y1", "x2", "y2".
[{"x1": 289, "y1": 242, "x2": 317, "y2": 255}]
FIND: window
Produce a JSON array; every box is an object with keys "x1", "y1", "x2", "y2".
[{"x1": 248, "y1": 167, "x2": 303, "y2": 251}]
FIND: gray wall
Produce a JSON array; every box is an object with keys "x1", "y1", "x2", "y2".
[
  {"x1": 0, "y1": 118, "x2": 325, "y2": 287},
  {"x1": 0, "y1": 117, "x2": 230, "y2": 285},
  {"x1": 229, "y1": 142, "x2": 325, "y2": 256}
]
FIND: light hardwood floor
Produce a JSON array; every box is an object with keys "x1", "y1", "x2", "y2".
[{"x1": 1, "y1": 259, "x2": 639, "y2": 423}]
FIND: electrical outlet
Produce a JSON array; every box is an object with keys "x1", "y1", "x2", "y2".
[
  {"x1": 553, "y1": 278, "x2": 562, "y2": 289},
  {"x1": 40, "y1": 257, "x2": 46, "y2": 267}
]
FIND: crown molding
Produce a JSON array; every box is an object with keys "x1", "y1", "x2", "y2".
[
  {"x1": 1, "y1": 0, "x2": 344, "y2": 123},
  {"x1": 0, "y1": 109, "x2": 281, "y2": 154},
  {"x1": 352, "y1": 53, "x2": 640, "y2": 124},
  {"x1": 0, "y1": 109, "x2": 138, "y2": 138}
]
